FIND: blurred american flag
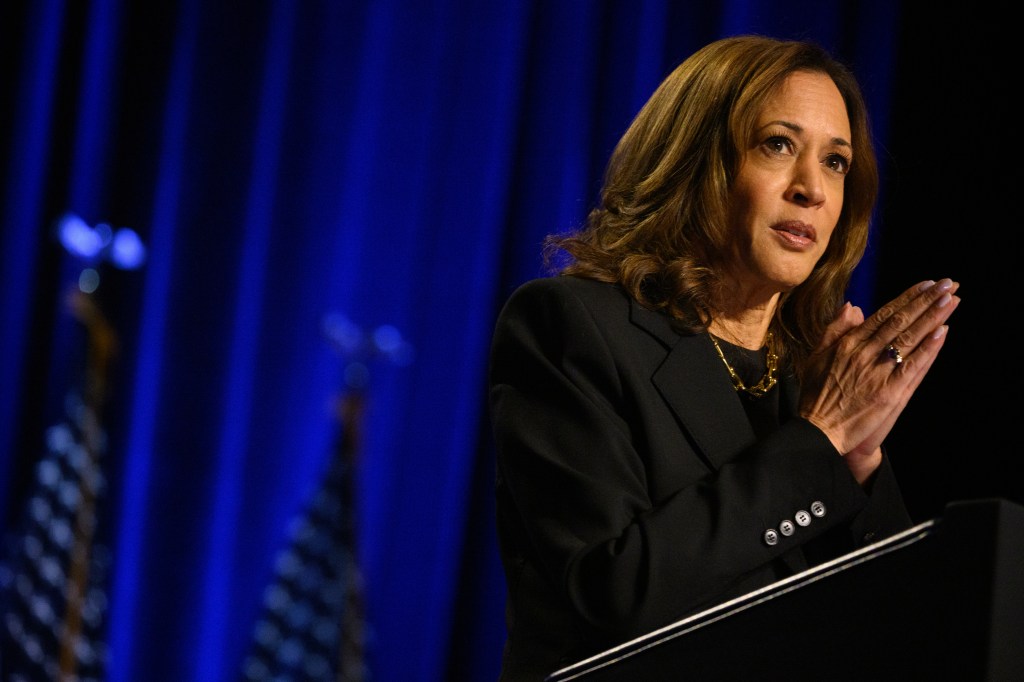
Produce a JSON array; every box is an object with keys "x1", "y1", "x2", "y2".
[
  {"x1": 241, "y1": 393, "x2": 368, "y2": 682},
  {"x1": 0, "y1": 388, "x2": 111, "y2": 681}
]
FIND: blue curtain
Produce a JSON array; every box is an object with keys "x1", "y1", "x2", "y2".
[{"x1": 0, "y1": 1, "x2": 902, "y2": 680}]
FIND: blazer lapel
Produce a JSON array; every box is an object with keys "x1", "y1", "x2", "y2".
[
  {"x1": 629, "y1": 299, "x2": 756, "y2": 471},
  {"x1": 629, "y1": 298, "x2": 810, "y2": 574}
]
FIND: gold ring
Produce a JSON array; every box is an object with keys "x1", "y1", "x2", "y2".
[{"x1": 885, "y1": 343, "x2": 903, "y2": 365}]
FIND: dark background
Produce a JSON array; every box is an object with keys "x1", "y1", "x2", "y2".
[{"x1": 877, "y1": 8, "x2": 1019, "y2": 522}]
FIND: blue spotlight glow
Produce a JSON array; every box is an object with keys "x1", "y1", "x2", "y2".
[
  {"x1": 55, "y1": 211, "x2": 147, "y2": 271},
  {"x1": 57, "y1": 212, "x2": 107, "y2": 260},
  {"x1": 110, "y1": 227, "x2": 147, "y2": 269}
]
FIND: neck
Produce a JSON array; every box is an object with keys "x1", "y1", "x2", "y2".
[
  {"x1": 707, "y1": 281, "x2": 781, "y2": 349},
  {"x1": 708, "y1": 306, "x2": 777, "y2": 350}
]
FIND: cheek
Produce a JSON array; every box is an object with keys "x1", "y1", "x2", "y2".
[
  {"x1": 828, "y1": 182, "x2": 845, "y2": 220},
  {"x1": 817, "y1": 182, "x2": 844, "y2": 242},
  {"x1": 816, "y1": 214, "x2": 840, "y2": 254}
]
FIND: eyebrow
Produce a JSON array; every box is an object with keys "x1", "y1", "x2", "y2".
[{"x1": 765, "y1": 120, "x2": 852, "y2": 151}]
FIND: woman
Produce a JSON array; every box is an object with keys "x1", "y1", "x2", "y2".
[{"x1": 488, "y1": 35, "x2": 960, "y2": 679}]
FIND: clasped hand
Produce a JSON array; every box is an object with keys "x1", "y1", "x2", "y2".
[{"x1": 799, "y1": 279, "x2": 960, "y2": 484}]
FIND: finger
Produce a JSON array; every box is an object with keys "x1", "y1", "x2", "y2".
[
  {"x1": 833, "y1": 281, "x2": 931, "y2": 350},
  {"x1": 888, "y1": 294, "x2": 959, "y2": 359},
  {"x1": 865, "y1": 279, "x2": 954, "y2": 333},
  {"x1": 816, "y1": 302, "x2": 864, "y2": 352},
  {"x1": 860, "y1": 278, "x2": 958, "y2": 352},
  {"x1": 855, "y1": 326, "x2": 951, "y2": 455},
  {"x1": 893, "y1": 320, "x2": 952, "y2": 385},
  {"x1": 860, "y1": 280, "x2": 939, "y2": 333},
  {"x1": 876, "y1": 293, "x2": 958, "y2": 373}
]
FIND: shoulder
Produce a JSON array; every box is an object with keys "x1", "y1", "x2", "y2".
[
  {"x1": 497, "y1": 276, "x2": 687, "y2": 351},
  {"x1": 501, "y1": 276, "x2": 628, "y2": 315},
  {"x1": 492, "y1": 277, "x2": 631, "y2": 353}
]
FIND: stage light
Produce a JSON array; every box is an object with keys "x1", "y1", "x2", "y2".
[{"x1": 54, "y1": 212, "x2": 147, "y2": 271}]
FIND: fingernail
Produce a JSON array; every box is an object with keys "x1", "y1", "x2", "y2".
[
  {"x1": 919, "y1": 280, "x2": 936, "y2": 291},
  {"x1": 932, "y1": 325, "x2": 948, "y2": 339},
  {"x1": 936, "y1": 293, "x2": 951, "y2": 307},
  {"x1": 935, "y1": 278, "x2": 953, "y2": 292}
]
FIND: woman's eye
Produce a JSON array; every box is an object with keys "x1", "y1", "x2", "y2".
[
  {"x1": 764, "y1": 136, "x2": 792, "y2": 154},
  {"x1": 825, "y1": 154, "x2": 851, "y2": 175}
]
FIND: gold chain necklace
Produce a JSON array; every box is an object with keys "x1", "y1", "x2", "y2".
[{"x1": 709, "y1": 331, "x2": 778, "y2": 398}]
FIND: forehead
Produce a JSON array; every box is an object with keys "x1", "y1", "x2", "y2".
[{"x1": 759, "y1": 70, "x2": 851, "y2": 140}]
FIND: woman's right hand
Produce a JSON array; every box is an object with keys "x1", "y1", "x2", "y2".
[{"x1": 798, "y1": 278, "x2": 961, "y2": 481}]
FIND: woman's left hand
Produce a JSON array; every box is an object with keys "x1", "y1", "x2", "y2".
[{"x1": 798, "y1": 279, "x2": 960, "y2": 484}]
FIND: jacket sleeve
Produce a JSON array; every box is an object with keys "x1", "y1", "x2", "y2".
[{"x1": 490, "y1": 278, "x2": 912, "y2": 642}]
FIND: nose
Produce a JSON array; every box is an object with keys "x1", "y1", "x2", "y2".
[{"x1": 785, "y1": 157, "x2": 826, "y2": 207}]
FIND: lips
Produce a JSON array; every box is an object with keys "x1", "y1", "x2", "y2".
[{"x1": 772, "y1": 221, "x2": 816, "y2": 247}]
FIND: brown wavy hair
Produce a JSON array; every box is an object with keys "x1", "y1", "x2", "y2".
[{"x1": 543, "y1": 35, "x2": 879, "y2": 373}]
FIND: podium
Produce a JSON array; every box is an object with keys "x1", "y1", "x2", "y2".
[{"x1": 546, "y1": 498, "x2": 1024, "y2": 682}]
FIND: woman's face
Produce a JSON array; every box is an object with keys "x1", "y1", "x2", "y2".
[{"x1": 725, "y1": 70, "x2": 852, "y2": 296}]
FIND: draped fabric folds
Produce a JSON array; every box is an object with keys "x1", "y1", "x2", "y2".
[{"x1": 0, "y1": 2, "x2": 899, "y2": 680}]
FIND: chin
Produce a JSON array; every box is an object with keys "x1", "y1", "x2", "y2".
[
  {"x1": 775, "y1": 263, "x2": 816, "y2": 289},
  {"x1": 769, "y1": 273, "x2": 811, "y2": 293}
]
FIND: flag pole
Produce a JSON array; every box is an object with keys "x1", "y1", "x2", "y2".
[
  {"x1": 58, "y1": 288, "x2": 118, "y2": 680},
  {"x1": 334, "y1": 388, "x2": 367, "y2": 682}
]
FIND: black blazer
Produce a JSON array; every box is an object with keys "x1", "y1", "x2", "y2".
[{"x1": 489, "y1": 276, "x2": 912, "y2": 680}]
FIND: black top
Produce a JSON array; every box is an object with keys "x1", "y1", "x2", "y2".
[{"x1": 712, "y1": 335, "x2": 781, "y2": 439}]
